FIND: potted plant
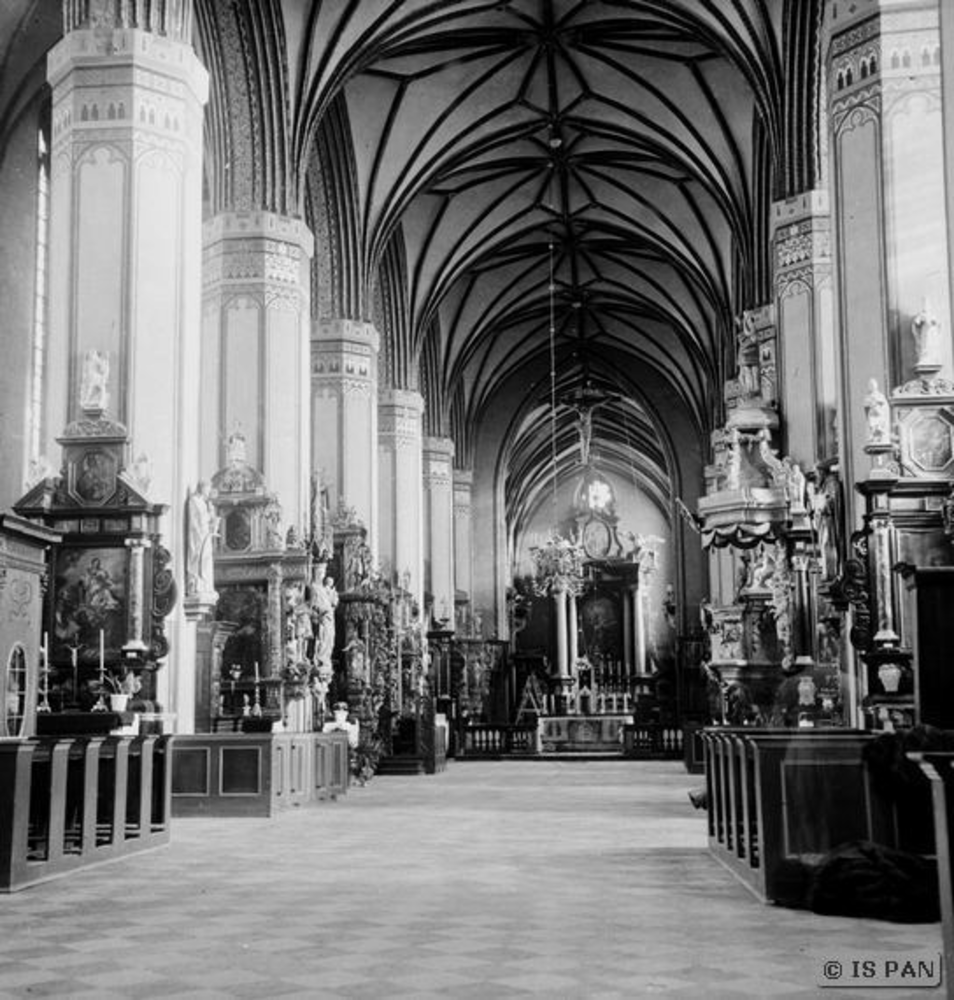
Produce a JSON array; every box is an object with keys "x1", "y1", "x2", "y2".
[{"x1": 103, "y1": 669, "x2": 141, "y2": 712}]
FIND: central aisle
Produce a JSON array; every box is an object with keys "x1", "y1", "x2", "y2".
[{"x1": 0, "y1": 761, "x2": 938, "y2": 998}]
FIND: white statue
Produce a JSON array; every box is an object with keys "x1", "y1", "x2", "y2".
[
  {"x1": 186, "y1": 480, "x2": 219, "y2": 596},
  {"x1": 79, "y1": 349, "x2": 109, "y2": 412},
  {"x1": 226, "y1": 428, "x2": 247, "y2": 467},
  {"x1": 912, "y1": 302, "x2": 942, "y2": 369},
  {"x1": 26, "y1": 454, "x2": 55, "y2": 489},
  {"x1": 131, "y1": 452, "x2": 152, "y2": 493},
  {"x1": 264, "y1": 497, "x2": 284, "y2": 550},
  {"x1": 863, "y1": 378, "x2": 890, "y2": 445},
  {"x1": 311, "y1": 572, "x2": 339, "y2": 675}
]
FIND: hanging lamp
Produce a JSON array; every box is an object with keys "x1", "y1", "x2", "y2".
[{"x1": 530, "y1": 238, "x2": 585, "y2": 597}]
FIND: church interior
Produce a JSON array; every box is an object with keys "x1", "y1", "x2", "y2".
[{"x1": 1, "y1": 0, "x2": 954, "y2": 993}]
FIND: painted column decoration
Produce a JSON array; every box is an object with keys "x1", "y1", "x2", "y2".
[
  {"x1": 422, "y1": 436, "x2": 455, "y2": 622},
  {"x1": 828, "y1": 0, "x2": 950, "y2": 530},
  {"x1": 202, "y1": 212, "x2": 314, "y2": 533},
  {"x1": 772, "y1": 191, "x2": 835, "y2": 468},
  {"x1": 45, "y1": 1, "x2": 208, "y2": 731},
  {"x1": 378, "y1": 389, "x2": 424, "y2": 602},
  {"x1": 312, "y1": 319, "x2": 379, "y2": 550}
]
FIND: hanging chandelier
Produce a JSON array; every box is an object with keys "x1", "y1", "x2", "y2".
[
  {"x1": 530, "y1": 532, "x2": 585, "y2": 596},
  {"x1": 530, "y1": 236, "x2": 585, "y2": 597}
]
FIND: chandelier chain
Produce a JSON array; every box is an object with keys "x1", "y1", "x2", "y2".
[{"x1": 548, "y1": 239, "x2": 558, "y2": 524}]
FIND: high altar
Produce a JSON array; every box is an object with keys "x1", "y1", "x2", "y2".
[{"x1": 514, "y1": 460, "x2": 674, "y2": 755}]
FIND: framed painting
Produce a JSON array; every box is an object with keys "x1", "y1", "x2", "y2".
[{"x1": 52, "y1": 545, "x2": 128, "y2": 666}]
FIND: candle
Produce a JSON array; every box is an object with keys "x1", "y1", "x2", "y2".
[
  {"x1": 41, "y1": 632, "x2": 48, "y2": 666},
  {"x1": 99, "y1": 629, "x2": 105, "y2": 681},
  {"x1": 254, "y1": 660, "x2": 260, "y2": 685}
]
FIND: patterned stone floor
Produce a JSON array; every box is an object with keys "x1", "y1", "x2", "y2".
[{"x1": 0, "y1": 760, "x2": 941, "y2": 999}]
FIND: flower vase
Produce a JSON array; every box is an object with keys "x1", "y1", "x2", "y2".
[
  {"x1": 109, "y1": 693, "x2": 130, "y2": 712},
  {"x1": 878, "y1": 662, "x2": 902, "y2": 694}
]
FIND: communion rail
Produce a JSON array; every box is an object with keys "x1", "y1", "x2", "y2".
[
  {"x1": 459, "y1": 723, "x2": 538, "y2": 757},
  {"x1": 621, "y1": 722, "x2": 684, "y2": 759},
  {"x1": 701, "y1": 728, "x2": 919, "y2": 904},
  {"x1": 0, "y1": 735, "x2": 172, "y2": 892}
]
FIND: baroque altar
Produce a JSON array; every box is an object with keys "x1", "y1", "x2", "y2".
[{"x1": 13, "y1": 376, "x2": 176, "y2": 717}]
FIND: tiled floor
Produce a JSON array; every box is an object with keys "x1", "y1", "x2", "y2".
[{"x1": 0, "y1": 760, "x2": 942, "y2": 999}]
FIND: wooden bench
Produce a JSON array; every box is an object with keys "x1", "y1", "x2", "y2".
[
  {"x1": 0, "y1": 735, "x2": 172, "y2": 892},
  {"x1": 701, "y1": 728, "x2": 913, "y2": 903}
]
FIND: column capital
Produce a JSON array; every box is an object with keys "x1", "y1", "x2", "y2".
[
  {"x1": 379, "y1": 387, "x2": 425, "y2": 414},
  {"x1": 770, "y1": 190, "x2": 830, "y2": 232},
  {"x1": 312, "y1": 318, "x2": 380, "y2": 352},
  {"x1": 771, "y1": 190, "x2": 832, "y2": 298},
  {"x1": 48, "y1": 27, "x2": 208, "y2": 103},
  {"x1": 423, "y1": 436, "x2": 455, "y2": 461},
  {"x1": 203, "y1": 211, "x2": 314, "y2": 258},
  {"x1": 423, "y1": 438, "x2": 454, "y2": 489},
  {"x1": 379, "y1": 389, "x2": 423, "y2": 450}
]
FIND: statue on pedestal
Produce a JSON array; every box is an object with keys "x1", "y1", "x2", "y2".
[
  {"x1": 80, "y1": 349, "x2": 110, "y2": 413},
  {"x1": 186, "y1": 480, "x2": 219, "y2": 597},
  {"x1": 311, "y1": 572, "x2": 339, "y2": 676},
  {"x1": 863, "y1": 378, "x2": 890, "y2": 446},
  {"x1": 912, "y1": 301, "x2": 942, "y2": 371}
]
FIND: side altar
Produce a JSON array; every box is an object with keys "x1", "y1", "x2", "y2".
[{"x1": 0, "y1": 353, "x2": 175, "y2": 891}]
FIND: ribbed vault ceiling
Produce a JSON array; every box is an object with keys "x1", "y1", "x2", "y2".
[
  {"x1": 1, "y1": 0, "x2": 812, "y2": 540},
  {"x1": 286, "y1": 0, "x2": 792, "y2": 530}
]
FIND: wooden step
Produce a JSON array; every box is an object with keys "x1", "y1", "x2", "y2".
[{"x1": 376, "y1": 755, "x2": 425, "y2": 776}]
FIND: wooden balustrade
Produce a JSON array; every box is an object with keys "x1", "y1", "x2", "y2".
[
  {"x1": 0, "y1": 735, "x2": 172, "y2": 892},
  {"x1": 460, "y1": 724, "x2": 538, "y2": 757},
  {"x1": 621, "y1": 723, "x2": 684, "y2": 759},
  {"x1": 701, "y1": 728, "x2": 911, "y2": 904}
]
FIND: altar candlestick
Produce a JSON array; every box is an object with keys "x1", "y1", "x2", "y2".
[{"x1": 70, "y1": 644, "x2": 79, "y2": 705}]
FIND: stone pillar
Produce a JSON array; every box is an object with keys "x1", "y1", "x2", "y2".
[
  {"x1": 123, "y1": 537, "x2": 150, "y2": 657},
  {"x1": 622, "y1": 588, "x2": 634, "y2": 677},
  {"x1": 423, "y1": 436, "x2": 455, "y2": 621},
  {"x1": 453, "y1": 469, "x2": 474, "y2": 610},
  {"x1": 266, "y1": 564, "x2": 284, "y2": 677},
  {"x1": 378, "y1": 389, "x2": 424, "y2": 601},
  {"x1": 45, "y1": 4, "x2": 208, "y2": 732},
  {"x1": 633, "y1": 584, "x2": 646, "y2": 675},
  {"x1": 828, "y1": 0, "x2": 950, "y2": 527},
  {"x1": 311, "y1": 319, "x2": 379, "y2": 545},
  {"x1": 202, "y1": 212, "x2": 313, "y2": 532},
  {"x1": 567, "y1": 591, "x2": 579, "y2": 675},
  {"x1": 553, "y1": 586, "x2": 569, "y2": 680},
  {"x1": 772, "y1": 191, "x2": 836, "y2": 467}
]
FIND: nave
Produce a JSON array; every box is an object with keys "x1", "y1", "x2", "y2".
[{"x1": 0, "y1": 761, "x2": 937, "y2": 1000}]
